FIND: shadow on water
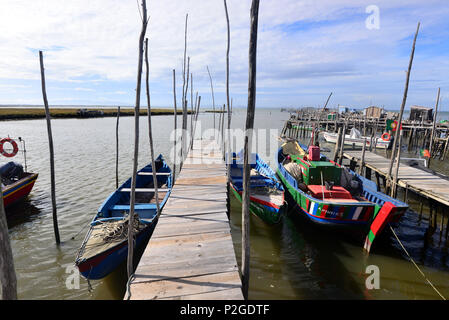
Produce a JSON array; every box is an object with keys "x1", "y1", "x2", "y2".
[
  {"x1": 280, "y1": 192, "x2": 367, "y2": 299},
  {"x1": 5, "y1": 197, "x2": 42, "y2": 229}
]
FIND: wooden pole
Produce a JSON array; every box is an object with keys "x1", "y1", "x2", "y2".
[
  {"x1": 181, "y1": 14, "x2": 189, "y2": 165},
  {"x1": 221, "y1": 104, "x2": 226, "y2": 157},
  {"x1": 0, "y1": 175, "x2": 17, "y2": 299},
  {"x1": 145, "y1": 38, "x2": 160, "y2": 218},
  {"x1": 359, "y1": 139, "x2": 367, "y2": 175},
  {"x1": 338, "y1": 123, "x2": 346, "y2": 165},
  {"x1": 39, "y1": 50, "x2": 60, "y2": 245},
  {"x1": 173, "y1": 69, "x2": 177, "y2": 183},
  {"x1": 116, "y1": 106, "x2": 121, "y2": 189},
  {"x1": 206, "y1": 66, "x2": 216, "y2": 134},
  {"x1": 241, "y1": 0, "x2": 259, "y2": 300},
  {"x1": 128, "y1": 0, "x2": 148, "y2": 279},
  {"x1": 388, "y1": 22, "x2": 420, "y2": 178},
  {"x1": 427, "y1": 87, "x2": 440, "y2": 168},
  {"x1": 224, "y1": 0, "x2": 231, "y2": 180},
  {"x1": 333, "y1": 127, "x2": 342, "y2": 162},
  {"x1": 321, "y1": 92, "x2": 332, "y2": 111},
  {"x1": 391, "y1": 128, "x2": 404, "y2": 198}
]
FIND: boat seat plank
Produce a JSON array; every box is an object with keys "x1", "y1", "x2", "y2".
[{"x1": 120, "y1": 188, "x2": 170, "y2": 192}]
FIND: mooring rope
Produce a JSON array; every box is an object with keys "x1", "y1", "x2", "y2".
[
  {"x1": 124, "y1": 273, "x2": 135, "y2": 300},
  {"x1": 389, "y1": 225, "x2": 446, "y2": 300}
]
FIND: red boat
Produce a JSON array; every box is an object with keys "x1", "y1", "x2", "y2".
[{"x1": 1, "y1": 137, "x2": 38, "y2": 208}]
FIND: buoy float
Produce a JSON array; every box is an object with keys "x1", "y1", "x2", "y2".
[
  {"x1": 381, "y1": 132, "x2": 391, "y2": 142},
  {"x1": 0, "y1": 138, "x2": 19, "y2": 157}
]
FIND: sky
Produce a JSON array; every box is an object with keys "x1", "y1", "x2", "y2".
[{"x1": 0, "y1": 0, "x2": 448, "y2": 111}]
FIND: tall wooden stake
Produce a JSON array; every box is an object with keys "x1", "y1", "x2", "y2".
[
  {"x1": 145, "y1": 38, "x2": 160, "y2": 218},
  {"x1": 206, "y1": 66, "x2": 216, "y2": 134},
  {"x1": 242, "y1": 0, "x2": 260, "y2": 300},
  {"x1": 388, "y1": 22, "x2": 420, "y2": 178},
  {"x1": 428, "y1": 87, "x2": 440, "y2": 167},
  {"x1": 181, "y1": 14, "x2": 189, "y2": 165},
  {"x1": 0, "y1": 176, "x2": 17, "y2": 300},
  {"x1": 39, "y1": 50, "x2": 60, "y2": 245},
  {"x1": 116, "y1": 106, "x2": 121, "y2": 189},
  {"x1": 224, "y1": 0, "x2": 232, "y2": 179},
  {"x1": 173, "y1": 69, "x2": 177, "y2": 183},
  {"x1": 128, "y1": 0, "x2": 148, "y2": 279}
]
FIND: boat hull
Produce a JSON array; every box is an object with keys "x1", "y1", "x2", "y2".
[
  {"x1": 76, "y1": 220, "x2": 156, "y2": 280},
  {"x1": 2, "y1": 173, "x2": 38, "y2": 208},
  {"x1": 276, "y1": 144, "x2": 408, "y2": 249},
  {"x1": 322, "y1": 132, "x2": 390, "y2": 149},
  {"x1": 75, "y1": 155, "x2": 172, "y2": 279},
  {"x1": 229, "y1": 182, "x2": 283, "y2": 224}
]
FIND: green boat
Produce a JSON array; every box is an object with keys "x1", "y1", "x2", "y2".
[{"x1": 276, "y1": 141, "x2": 408, "y2": 252}]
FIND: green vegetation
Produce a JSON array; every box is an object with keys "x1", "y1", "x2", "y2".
[{"x1": 0, "y1": 107, "x2": 182, "y2": 120}]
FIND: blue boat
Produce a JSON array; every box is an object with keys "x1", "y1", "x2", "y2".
[
  {"x1": 75, "y1": 155, "x2": 172, "y2": 280},
  {"x1": 229, "y1": 151, "x2": 286, "y2": 224}
]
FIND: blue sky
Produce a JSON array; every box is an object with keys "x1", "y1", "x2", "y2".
[{"x1": 0, "y1": 0, "x2": 448, "y2": 111}]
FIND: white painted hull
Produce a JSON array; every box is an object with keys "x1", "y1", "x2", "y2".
[{"x1": 322, "y1": 132, "x2": 390, "y2": 149}]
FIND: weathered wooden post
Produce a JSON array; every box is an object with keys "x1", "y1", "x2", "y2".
[
  {"x1": 145, "y1": 38, "x2": 160, "y2": 217},
  {"x1": 391, "y1": 128, "x2": 404, "y2": 198},
  {"x1": 206, "y1": 66, "x2": 216, "y2": 135},
  {"x1": 116, "y1": 106, "x2": 121, "y2": 189},
  {"x1": 388, "y1": 22, "x2": 420, "y2": 180},
  {"x1": 338, "y1": 124, "x2": 346, "y2": 165},
  {"x1": 224, "y1": 0, "x2": 231, "y2": 186},
  {"x1": 427, "y1": 87, "x2": 440, "y2": 168},
  {"x1": 173, "y1": 69, "x2": 177, "y2": 183},
  {"x1": 39, "y1": 50, "x2": 60, "y2": 245},
  {"x1": 0, "y1": 177, "x2": 17, "y2": 299},
  {"x1": 181, "y1": 14, "x2": 189, "y2": 166},
  {"x1": 333, "y1": 127, "x2": 342, "y2": 162},
  {"x1": 127, "y1": 0, "x2": 148, "y2": 279},
  {"x1": 241, "y1": 0, "x2": 259, "y2": 300}
]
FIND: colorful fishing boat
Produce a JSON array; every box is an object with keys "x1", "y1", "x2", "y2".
[
  {"x1": 276, "y1": 140, "x2": 408, "y2": 252},
  {"x1": 229, "y1": 151, "x2": 286, "y2": 224},
  {"x1": 1, "y1": 137, "x2": 38, "y2": 209},
  {"x1": 322, "y1": 128, "x2": 391, "y2": 149},
  {"x1": 75, "y1": 155, "x2": 172, "y2": 280}
]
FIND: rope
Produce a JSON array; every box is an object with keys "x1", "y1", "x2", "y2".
[
  {"x1": 389, "y1": 225, "x2": 446, "y2": 300},
  {"x1": 124, "y1": 273, "x2": 135, "y2": 300}
]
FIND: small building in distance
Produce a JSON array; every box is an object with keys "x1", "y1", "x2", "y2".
[
  {"x1": 364, "y1": 106, "x2": 383, "y2": 118},
  {"x1": 409, "y1": 105, "x2": 433, "y2": 122}
]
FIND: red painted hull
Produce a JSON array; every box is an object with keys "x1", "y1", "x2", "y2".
[{"x1": 2, "y1": 173, "x2": 38, "y2": 208}]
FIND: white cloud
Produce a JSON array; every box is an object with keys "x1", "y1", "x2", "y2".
[{"x1": 0, "y1": 0, "x2": 448, "y2": 108}]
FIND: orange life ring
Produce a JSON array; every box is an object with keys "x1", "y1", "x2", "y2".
[
  {"x1": 381, "y1": 132, "x2": 391, "y2": 142},
  {"x1": 0, "y1": 138, "x2": 19, "y2": 157}
]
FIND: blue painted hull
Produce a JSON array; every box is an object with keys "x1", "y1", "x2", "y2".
[{"x1": 76, "y1": 155, "x2": 172, "y2": 280}]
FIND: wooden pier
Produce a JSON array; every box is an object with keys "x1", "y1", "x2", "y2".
[
  {"x1": 343, "y1": 150, "x2": 449, "y2": 207},
  {"x1": 127, "y1": 139, "x2": 243, "y2": 300}
]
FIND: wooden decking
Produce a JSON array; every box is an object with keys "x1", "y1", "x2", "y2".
[
  {"x1": 343, "y1": 150, "x2": 449, "y2": 207},
  {"x1": 128, "y1": 139, "x2": 243, "y2": 300}
]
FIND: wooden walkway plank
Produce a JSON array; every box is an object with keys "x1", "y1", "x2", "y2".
[
  {"x1": 343, "y1": 150, "x2": 449, "y2": 207},
  {"x1": 128, "y1": 139, "x2": 243, "y2": 300}
]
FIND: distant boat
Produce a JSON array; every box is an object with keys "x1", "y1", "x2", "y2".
[
  {"x1": 229, "y1": 151, "x2": 286, "y2": 224},
  {"x1": 1, "y1": 137, "x2": 38, "y2": 209},
  {"x1": 276, "y1": 140, "x2": 408, "y2": 252},
  {"x1": 75, "y1": 155, "x2": 172, "y2": 280},
  {"x1": 322, "y1": 128, "x2": 391, "y2": 149}
]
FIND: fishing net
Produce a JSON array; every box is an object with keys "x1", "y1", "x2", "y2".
[
  {"x1": 284, "y1": 162, "x2": 303, "y2": 182},
  {"x1": 93, "y1": 214, "x2": 147, "y2": 243}
]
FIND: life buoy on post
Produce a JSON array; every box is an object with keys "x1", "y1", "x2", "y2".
[
  {"x1": 381, "y1": 132, "x2": 391, "y2": 142},
  {"x1": 0, "y1": 138, "x2": 19, "y2": 157}
]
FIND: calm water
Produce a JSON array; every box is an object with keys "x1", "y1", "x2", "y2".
[{"x1": 1, "y1": 108, "x2": 449, "y2": 299}]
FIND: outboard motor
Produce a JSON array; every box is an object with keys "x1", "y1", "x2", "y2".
[{"x1": 0, "y1": 161, "x2": 24, "y2": 181}]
